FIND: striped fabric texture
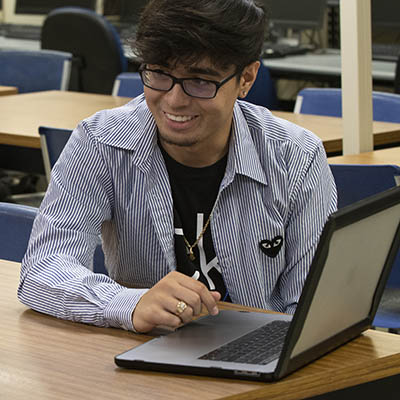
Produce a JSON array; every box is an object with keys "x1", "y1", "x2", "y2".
[{"x1": 19, "y1": 95, "x2": 337, "y2": 331}]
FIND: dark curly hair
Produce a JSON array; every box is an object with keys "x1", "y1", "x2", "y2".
[{"x1": 134, "y1": 0, "x2": 267, "y2": 74}]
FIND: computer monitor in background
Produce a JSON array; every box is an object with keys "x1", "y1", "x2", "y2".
[
  {"x1": 119, "y1": 0, "x2": 148, "y2": 24},
  {"x1": 15, "y1": 0, "x2": 97, "y2": 14},
  {"x1": 266, "y1": 0, "x2": 327, "y2": 32},
  {"x1": 3, "y1": 0, "x2": 99, "y2": 26},
  {"x1": 371, "y1": 0, "x2": 400, "y2": 33}
]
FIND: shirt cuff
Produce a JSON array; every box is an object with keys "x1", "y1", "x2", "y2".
[{"x1": 103, "y1": 288, "x2": 149, "y2": 331}]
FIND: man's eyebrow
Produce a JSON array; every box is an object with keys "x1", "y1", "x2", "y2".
[{"x1": 186, "y1": 66, "x2": 222, "y2": 78}]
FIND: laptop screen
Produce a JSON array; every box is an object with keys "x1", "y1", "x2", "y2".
[{"x1": 287, "y1": 188, "x2": 400, "y2": 362}]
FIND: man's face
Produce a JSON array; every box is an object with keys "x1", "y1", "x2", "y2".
[{"x1": 144, "y1": 60, "x2": 242, "y2": 158}]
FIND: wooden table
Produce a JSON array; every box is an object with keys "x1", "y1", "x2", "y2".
[
  {"x1": 328, "y1": 147, "x2": 400, "y2": 165},
  {"x1": 273, "y1": 111, "x2": 400, "y2": 155},
  {"x1": 2, "y1": 259, "x2": 400, "y2": 400},
  {"x1": 0, "y1": 90, "x2": 131, "y2": 149},
  {"x1": 1, "y1": 91, "x2": 399, "y2": 154},
  {"x1": 0, "y1": 90, "x2": 131, "y2": 173},
  {"x1": 0, "y1": 85, "x2": 18, "y2": 96}
]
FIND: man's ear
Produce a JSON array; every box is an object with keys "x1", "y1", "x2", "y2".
[{"x1": 239, "y1": 61, "x2": 260, "y2": 98}]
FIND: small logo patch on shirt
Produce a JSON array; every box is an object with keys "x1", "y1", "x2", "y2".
[{"x1": 259, "y1": 236, "x2": 283, "y2": 258}]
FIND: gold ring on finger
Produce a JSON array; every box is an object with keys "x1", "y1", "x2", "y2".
[{"x1": 176, "y1": 300, "x2": 187, "y2": 315}]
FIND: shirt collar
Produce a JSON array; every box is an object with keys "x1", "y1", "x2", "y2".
[
  {"x1": 89, "y1": 94, "x2": 158, "y2": 171},
  {"x1": 91, "y1": 95, "x2": 268, "y2": 185},
  {"x1": 223, "y1": 102, "x2": 268, "y2": 187}
]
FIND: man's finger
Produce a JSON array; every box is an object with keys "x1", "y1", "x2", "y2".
[{"x1": 177, "y1": 274, "x2": 220, "y2": 316}]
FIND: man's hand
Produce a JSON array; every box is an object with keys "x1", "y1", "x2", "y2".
[{"x1": 132, "y1": 271, "x2": 221, "y2": 333}]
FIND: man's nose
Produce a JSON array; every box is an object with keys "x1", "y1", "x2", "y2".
[{"x1": 164, "y1": 82, "x2": 192, "y2": 106}]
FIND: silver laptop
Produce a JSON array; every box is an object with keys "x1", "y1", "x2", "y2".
[{"x1": 115, "y1": 186, "x2": 400, "y2": 381}]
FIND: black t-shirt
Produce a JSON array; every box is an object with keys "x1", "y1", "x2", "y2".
[{"x1": 160, "y1": 145, "x2": 230, "y2": 301}]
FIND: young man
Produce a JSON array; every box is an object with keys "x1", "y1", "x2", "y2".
[{"x1": 19, "y1": 0, "x2": 337, "y2": 333}]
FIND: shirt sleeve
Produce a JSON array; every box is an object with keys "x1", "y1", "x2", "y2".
[
  {"x1": 18, "y1": 122, "x2": 146, "y2": 331},
  {"x1": 279, "y1": 139, "x2": 338, "y2": 314}
]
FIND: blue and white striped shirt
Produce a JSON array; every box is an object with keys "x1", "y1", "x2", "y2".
[{"x1": 18, "y1": 95, "x2": 337, "y2": 331}]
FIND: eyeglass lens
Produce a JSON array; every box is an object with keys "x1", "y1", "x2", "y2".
[{"x1": 141, "y1": 69, "x2": 217, "y2": 98}]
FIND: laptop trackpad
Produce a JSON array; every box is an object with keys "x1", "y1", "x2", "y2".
[{"x1": 116, "y1": 310, "x2": 292, "y2": 372}]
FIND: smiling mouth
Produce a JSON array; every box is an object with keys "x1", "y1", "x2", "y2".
[{"x1": 165, "y1": 112, "x2": 197, "y2": 123}]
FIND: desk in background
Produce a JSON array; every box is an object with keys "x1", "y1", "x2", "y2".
[
  {"x1": 0, "y1": 85, "x2": 18, "y2": 96},
  {"x1": 0, "y1": 90, "x2": 131, "y2": 173},
  {"x1": 272, "y1": 111, "x2": 400, "y2": 155},
  {"x1": 1, "y1": 91, "x2": 399, "y2": 172},
  {"x1": 263, "y1": 49, "x2": 396, "y2": 87},
  {"x1": 328, "y1": 147, "x2": 400, "y2": 165},
  {"x1": 2, "y1": 259, "x2": 400, "y2": 400},
  {"x1": 0, "y1": 35, "x2": 40, "y2": 51}
]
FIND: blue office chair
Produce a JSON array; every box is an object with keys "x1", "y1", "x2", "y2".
[
  {"x1": 0, "y1": 201, "x2": 107, "y2": 273},
  {"x1": 112, "y1": 72, "x2": 144, "y2": 97},
  {"x1": 0, "y1": 49, "x2": 72, "y2": 93},
  {"x1": 330, "y1": 164, "x2": 400, "y2": 209},
  {"x1": 243, "y1": 62, "x2": 278, "y2": 109},
  {"x1": 39, "y1": 126, "x2": 73, "y2": 183},
  {"x1": 41, "y1": 7, "x2": 128, "y2": 94},
  {"x1": 330, "y1": 164, "x2": 400, "y2": 331},
  {"x1": 294, "y1": 88, "x2": 400, "y2": 123},
  {"x1": 0, "y1": 202, "x2": 37, "y2": 262}
]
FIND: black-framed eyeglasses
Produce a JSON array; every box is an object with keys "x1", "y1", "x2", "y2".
[{"x1": 138, "y1": 65, "x2": 239, "y2": 99}]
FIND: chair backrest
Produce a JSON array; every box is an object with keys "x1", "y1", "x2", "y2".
[
  {"x1": 0, "y1": 200, "x2": 107, "y2": 274},
  {"x1": 0, "y1": 49, "x2": 72, "y2": 93},
  {"x1": 39, "y1": 126, "x2": 73, "y2": 183},
  {"x1": 294, "y1": 88, "x2": 400, "y2": 123},
  {"x1": 112, "y1": 72, "x2": 144, "y2": 97},
  {"x1": 0, "y1": 202, "x2": 37, "y2": 262},
  {"x1": 330, "y1": 164, "x2": 400, "y2": 208},
  {"x1": 330, "y1": 164, "x2": 400, "y2": 287},
  {"x1": 41, "y1": 6, "x2": 128, "y2": 95},
  {"x1": 243, "y1": 62, "x2": 278, "y2": 109}
]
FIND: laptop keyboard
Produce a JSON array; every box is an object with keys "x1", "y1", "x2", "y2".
[
  {"x1": 1, "y1": 24, "x2": 42, "y2": 41},
  {"x1": 198, "y1": 320, "x2": 290, "y2": 365},
  {"x1": 261, "y1": 42, "x2": 311, "y2": 59},
  {"x1": 372, "y1": 43, "x2": 400, "y2": 62}
]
